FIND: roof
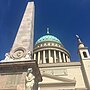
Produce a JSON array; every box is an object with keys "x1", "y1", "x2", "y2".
[{"x1": 35, "y1": 34, "x2": 62, "y2": 45}]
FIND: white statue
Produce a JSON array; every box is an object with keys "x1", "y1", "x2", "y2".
[
  {"x1": 25, "y1": 68, "x2": 35, "y2": 90},
  {"x1": 5, "y1": 53, "x2": 10, "y2": 61},
  {"x1": 25, "y1": 51, "x2": 32, "y2": 60}
]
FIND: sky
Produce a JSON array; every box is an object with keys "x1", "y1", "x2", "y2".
[{"x1": 0, "y1": 0, "x2": 90, "y2": 61}]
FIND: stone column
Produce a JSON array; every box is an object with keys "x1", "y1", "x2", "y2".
[
  {"x1": 10, "y1": 2, "x2": 35, "y2": 60},
  {"x1": 63, "y1": 53, "x2": 66, "y2": 62},
  {"x1": 66, "y1": 55, "x2": 70, "y2": 62},
  {"x1": 49, "y1": 50, "x2": 51, "y2": 63},
  {"x1": 59, "y1": 52, "x2": 62, "y2": 62},
  {"x1": 68, "y1": 57, "x2": 70, "y2": 62},
  {"x1": 34, "y1": 53, "x2": 36, "y2": 60},
  {"x1": 54, "y1": 50, "x2": 56, "y2": 63},
  {"x1": 38, "y1": 87, "x2": 40, "y2": 90},
  {"x1": 43, "y1": 50, "x2": 46, "y2": 63},
  {"x1": 38, "y1": 52, "x2": 40, "y2": 64}
]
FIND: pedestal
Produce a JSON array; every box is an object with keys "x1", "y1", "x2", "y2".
[{"x1": 0, "y1": 60, "x2": 42, "y2": 90}]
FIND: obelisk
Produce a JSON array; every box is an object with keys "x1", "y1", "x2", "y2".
[
  {"x1": 0, "y1": 1, "x2": 42, "y2": 90},
  {"x1": 9, "y1": 1, "x2": 34, "y2": 60}
]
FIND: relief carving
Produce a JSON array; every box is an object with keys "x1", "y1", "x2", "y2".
[
  {"x1": 41, "y1": 69, "x2": 68, "y2": 76},
  {"x1": 11, "y1": 47, "x2": 26, "y2": 59}
]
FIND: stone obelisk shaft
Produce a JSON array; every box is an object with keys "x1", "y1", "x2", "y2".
[{"x1": 10, "y1": 2, "x2": 34, "y2": 57}]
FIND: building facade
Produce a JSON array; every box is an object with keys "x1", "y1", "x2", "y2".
[
  {"x1": 0, "y1": 0, "x2": 90, "y2": 90},
  {"x1": 33, "y1": 30, "x2": 90, "y2": 90}
]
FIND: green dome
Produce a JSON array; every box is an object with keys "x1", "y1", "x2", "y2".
[{"x1": 35, "y1": 34, "x2": 62, "y2": 45}]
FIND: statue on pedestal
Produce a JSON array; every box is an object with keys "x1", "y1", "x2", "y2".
[{"x1": 25, "y1": 68, "x2": 35, "y2": 90}]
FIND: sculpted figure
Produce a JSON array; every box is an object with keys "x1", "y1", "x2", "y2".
[
  {"x1": 25, "y1": 51, "x2": 32, "y2": 60},
  {"x1": 25, "y1": 68, "x2": 35, "y2": 90},
  {"x1": 5, "y1": 53, "x2": 10, "y2": 61}
]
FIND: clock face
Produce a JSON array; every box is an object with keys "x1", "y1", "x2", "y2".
[{"x1": 12, "y1": 47, "x2": 26, "y2": 59}]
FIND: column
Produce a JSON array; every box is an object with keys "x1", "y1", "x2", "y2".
[
  {"x1": 38, "y1": 52, "x2": 40, "y2": 64},
  {"x1": 68, "y1": 56, "x2": 70, "y2": 62},
  {"x1": 59, "y1": 52, "x2": 62, "y2": 62},
  {"x1": 68, "y1": 57, "x2": 70, "y2": 62},
  {"x1": 34, "y1": 53, "x2": 36, "y2": 60},
  {"x1": 66, "y1": 55, "x2": 68, "y2": 62},
  {"x1": 63, "y1": 53, "x2": 66, "y2": 62},
  {"x1": 54, "y1": 50, "x2": 56, "y2": 63},
  {"x1": 38, "y1": 87, "x2": 40, "y2": 90},
  {"x1": 66, "y1": 55, "x2": 69, "y2": 62},
  {"x1": 43, "y1": 50, "x2": 46, "y2": 63},
  {"x1": 10, "y1": 2, "x2": 34, "y2": 56},
  {"x1": 49, "y1": 50, "x2": 51, "y2": 62}
]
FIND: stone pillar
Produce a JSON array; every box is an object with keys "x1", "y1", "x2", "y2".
[
  {"x1": 68, "y1": 57, "x2": 70, "y2": 62},
  {"x1": 63, "y1": 53, "x2": 66, "y2": 62},
  {"x1": 54, "y1": 50, "x2": 56, "y2": 63},
  {"x1": 59, "y1": 52, "x2": 62, "y2": 62},
  {"x1": 66, "y1": 55, "x2": 70, "y2": 62},
  {"x1": 38, "y1": 52, "x2": 40, "y2": 64},
  {"x1": 10, "y1": 2, "x2": 35, "y2": 60},
  {"x1": 49, "y1": 50, "x2": 51, "y2": 63},
  {"x1": 43, "y1": 50, "x2": 46, "y2": 63},
  {"x1": 34, "y1": 53, "x2": 36, "y2": 60},
  {"x1": 81, "y1": 59, "x2": 90, "y2": 89},
  {"x1": 38, "y1": 87, "x2": 40, "y2": 90}
]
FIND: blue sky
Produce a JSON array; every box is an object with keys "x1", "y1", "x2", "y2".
[{"x1": 0, "y1": 0, "x2": 90, "y2": 61}]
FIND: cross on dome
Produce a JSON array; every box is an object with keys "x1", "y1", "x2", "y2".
[{"x1": 47, "y1": 28, "x2": 50, "y2": 34}]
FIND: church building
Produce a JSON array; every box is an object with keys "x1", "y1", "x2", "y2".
[
  {"x1": 33, "y1": 29, "x2": 90, "y2": 90},
  {"x1": 0, "y1": 0, "x2": 90, "y2": 90}
]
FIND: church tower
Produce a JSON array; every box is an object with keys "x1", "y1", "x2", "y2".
[
  {"x1": 76, "y1": 35, "x2": 90, "y2": 90},
  {"x1": 76, "y1": 35, "x2": 90, "y2": 60}
]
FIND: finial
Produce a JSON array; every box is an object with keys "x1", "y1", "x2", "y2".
[
  {"x1": 47, "y1": 28, "x2": 50, "y2": 34},
  {"x1": 76, "y1": 35, "x2": 79, "y2": 39},
  {"x1": 76, "y1": 34, "x2": 82, "y2": 44}
]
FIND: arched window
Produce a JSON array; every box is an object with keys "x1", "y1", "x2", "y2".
[{"x1": 83, "y1": 52, "x2": 87, "y2": 58}]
